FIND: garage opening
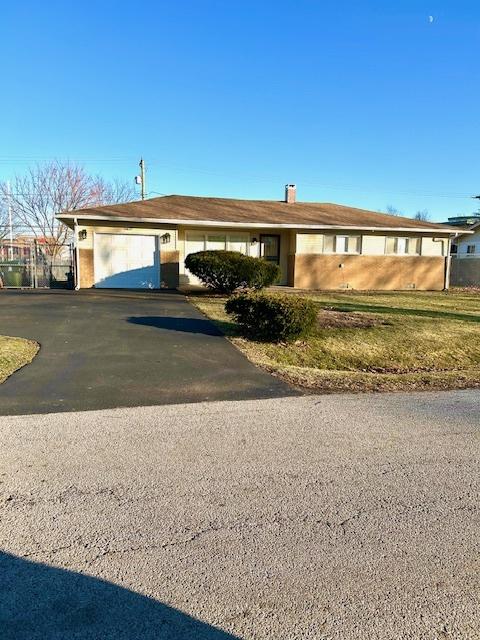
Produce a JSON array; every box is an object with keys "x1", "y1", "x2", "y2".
[{"x1": 94, "y1": 234, "x2": 160, "y2": 289}]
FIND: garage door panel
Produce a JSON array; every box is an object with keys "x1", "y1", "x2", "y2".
[{"x1": 94, "y1": 234, "x2": 160, "y2": 289}]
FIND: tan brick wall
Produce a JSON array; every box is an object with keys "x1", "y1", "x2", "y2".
[
  {"x1": 287, "y1": 254, "x2": 295, "y2": 286},
  {"x1": 291, "y1": 254, "x2": 446, "y2": 290},
  {"x1": 450, "y1": 258, "x2": 480, "y2": 287},
  {"x1": 79, "y1": 249, "x2": 94, "y2": 288},
  {"x1": 160, "y1": 250, "x2": 180, "y2": 289}
]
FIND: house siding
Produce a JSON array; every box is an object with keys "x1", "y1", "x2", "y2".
[
  {"x1": 76, "y1": 222, "x2": 178, "y2": 289},
  {"x1": 73, "y1": 221, "x2": 451, "y2": 291},
  {"x1": 294, "y1": 231, "x2": 446, "y2": 257}
]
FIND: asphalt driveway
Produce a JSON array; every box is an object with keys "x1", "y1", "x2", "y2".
[{"x1": 0, "y1": 290, "x2": 296, "y2": 415}]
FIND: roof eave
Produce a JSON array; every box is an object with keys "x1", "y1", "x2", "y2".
[{"x1": 56, "y1": 213, "x2": 460, "y2": 234}]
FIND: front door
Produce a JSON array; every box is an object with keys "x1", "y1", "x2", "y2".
[{"x1": 260, "y1": 234, "x2": 280, "y2": 265}]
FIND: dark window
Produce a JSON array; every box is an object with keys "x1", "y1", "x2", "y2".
[{"x1": 260, "y1": 234, "x2": 280, "y2": 265}]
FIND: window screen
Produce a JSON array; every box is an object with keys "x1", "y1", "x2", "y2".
[
  {"x1": 336, "y1": 236, "x2": 348, "y2": 253},
  {"x1": 323, "y1": 235, "x2": 335, "y2": 253},
  {"x1": 386, "y1": 237, "x2": 420, "y2": 255},
  {"x1": 348, "y1": 236, "x2": 361, "y2": 254},
  {"x1": 407, "y1": 238, "x2": 421, "y2": 255},
  {"x1": 385, "y1": 237, "x2": 396, "y2": 254},
  {"x1": 324, "y1": 235, "x2": 360, "y2": 254},
  {"x1": 186, "y1": 233, "x2": 206, "y2": 254},
  {"x1": 228, "y1": 234, "x2": 249, "y2": 254},
  {"x1": 336, "y1": 235, "x2": 360, "y2": 254},
  {"x1": 206, "y1": 235, "x2": 226, "y2": 251}
]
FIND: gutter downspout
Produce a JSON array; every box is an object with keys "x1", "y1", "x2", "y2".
[
  {"x1": 444, "y1": 236, "x2": 452, "y2": 291},
  {"x1": 445, "y1": 232, "x2": 459, "y2": 291},
  {"x1": 433, "y1": 234, "x2": 456, "y2": 291},
  {"x1": 73, "y1": 217, "x2": 80, "y2": 290}
]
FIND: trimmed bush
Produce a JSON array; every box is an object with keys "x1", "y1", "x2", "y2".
[
  {"x1": 185, "y1": 250, "x2": 281, "y2": 294},
  {"x1": 225, "y1": 291, "x2": 318, "y2": 342}
]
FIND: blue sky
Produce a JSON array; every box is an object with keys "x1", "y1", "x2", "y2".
[{"x1": 1, "y1": 0, "x2": 479, "y2": 220}]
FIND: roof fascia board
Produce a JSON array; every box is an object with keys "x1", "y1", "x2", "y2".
[{"x1": 56, "y1": 213, "x2": 461, "y2": 234}]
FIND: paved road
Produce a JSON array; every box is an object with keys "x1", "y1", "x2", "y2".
[
  {"x1": 1, "y1": 391, "x2": 479, "y2": 639},
  {"x1": 0, "y1": 290, "x2": 296, "y2": 415}
]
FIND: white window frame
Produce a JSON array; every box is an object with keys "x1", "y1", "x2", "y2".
[
  {"x1": 396, "y1": 237, "x2": 407, "y2": 255},
  {"x1": 324, "y1": 234, "x2": 361, "y2": 255},
  {"x1": 227, "y1": 233, "x2": 250, "y2": 253},
  {"x1": 385, "y1": 236, "x2": 421, "y2": 256},
  {"x1": 185, "y1": 231, "x2": 251, "y2": 256},
  {"x1": 206, "y1": 233, "x2": 228, "y2": 251}
]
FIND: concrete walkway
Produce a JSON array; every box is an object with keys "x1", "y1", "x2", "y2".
[{"x1": 0, "y1": 289, "x2": 297, "y2": 415}]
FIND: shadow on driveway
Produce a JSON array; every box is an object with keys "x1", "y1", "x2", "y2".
[
  {"x1": 128, "y1": 316, "x2": 223, "y2": 336},
  {"x1": 0, "y1": 551, "x2": 239, "y2": 640}
]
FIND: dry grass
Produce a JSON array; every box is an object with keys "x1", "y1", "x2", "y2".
[
  {"x1": 0, "y1": 336, "x2": 39, "y2": 384},
  {"x1": 189, "y1": 289, "x2": 480, "y2": 393}
]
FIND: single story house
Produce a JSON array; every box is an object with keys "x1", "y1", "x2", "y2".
[
  {"x1": 57, "y1": 185, "x2": 460, "y2": 291},
  {"x1": 450, "y1": 219, "x2": 480, "y2": 287}
]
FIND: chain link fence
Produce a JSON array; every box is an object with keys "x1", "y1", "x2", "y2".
[{"x1": 0, "y1": 240, "x2": 73, "y2": 289}]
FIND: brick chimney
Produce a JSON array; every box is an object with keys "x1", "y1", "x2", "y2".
[{"x1": 285, "y1": 184, "x2": 296, "y2": 203}]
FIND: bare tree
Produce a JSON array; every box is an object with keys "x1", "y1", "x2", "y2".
[
  {"x1": 414, "y1": 209, "x2": 430, "y2": 222},
  {"x1": 94, "y1": 177, "x2": 138, "y2": 205},
  {"x1": 0, "y1": 198, "x2": 11, "y2": 240},
  {"x1": 0, "y1": 162, "x2": 136, "y2": 258},
  {"x1": 385, "y1": 205, "x2": 402, "y2": 216}
]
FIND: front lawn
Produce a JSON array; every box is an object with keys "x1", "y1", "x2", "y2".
[
  {"x1": 189, "y1": 289, "x2": 480, "y2": 392},
  {"x1": 0, "y1": 336, "x2": 39, "y2": 384}
]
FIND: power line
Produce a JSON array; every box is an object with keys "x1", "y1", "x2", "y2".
[
  {"x1": 0, "y1": 155, "x2": 476, "y2": 200},
  {"x1": 0, "y1": 156, "x2": 135, "y2": 163}
]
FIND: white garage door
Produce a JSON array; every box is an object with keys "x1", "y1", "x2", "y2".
[{"x1": 94, "y1": 233, "x2": 160, "y2": 289}]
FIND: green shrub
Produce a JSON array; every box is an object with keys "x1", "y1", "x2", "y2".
[
  {"x1": 225, "y1": 291, "x2": 318, "y2": 342},
  {"x1": 185, "y1": 250, "x2": 281, "y2": 294}
]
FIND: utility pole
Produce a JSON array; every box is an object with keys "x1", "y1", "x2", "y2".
[
  {"x1": 139, "y1": 158, "x2": 146, "y2": 200},
  {"x1": 7, "y1": 181, "x2": 13, "y2": 260}
]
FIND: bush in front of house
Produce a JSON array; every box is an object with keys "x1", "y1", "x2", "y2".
[
  {"x1": 185, "y1": 250, "x2": 281, "y2": 294},
  {"x1": 225, "y1": 291, "x2": 318, "y2": 342}
]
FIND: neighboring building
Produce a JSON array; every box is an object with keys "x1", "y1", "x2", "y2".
[
  {"x1": 449, "y1": 217, "x2": 480, "y2": 287},
  {"x1": 0, "y1": 236, "x2": 35, "y2": 261},
  {"x1": 0, "y1": 235, "x2": 70, "y2": 262},
  {"x1": 57, "y1": 186, "x2": 459, "y2": 291},
  {"x1": 444, "y1": 212, "x2": 480, "y2": 228}
]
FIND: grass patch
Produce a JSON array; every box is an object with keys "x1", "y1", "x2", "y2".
[
  {"x1": 0, "y1": 336, "x2": 39, "y2": 384},
  {"x1": 189, "y1": 289, "x2": 480, "y2": 393}
]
